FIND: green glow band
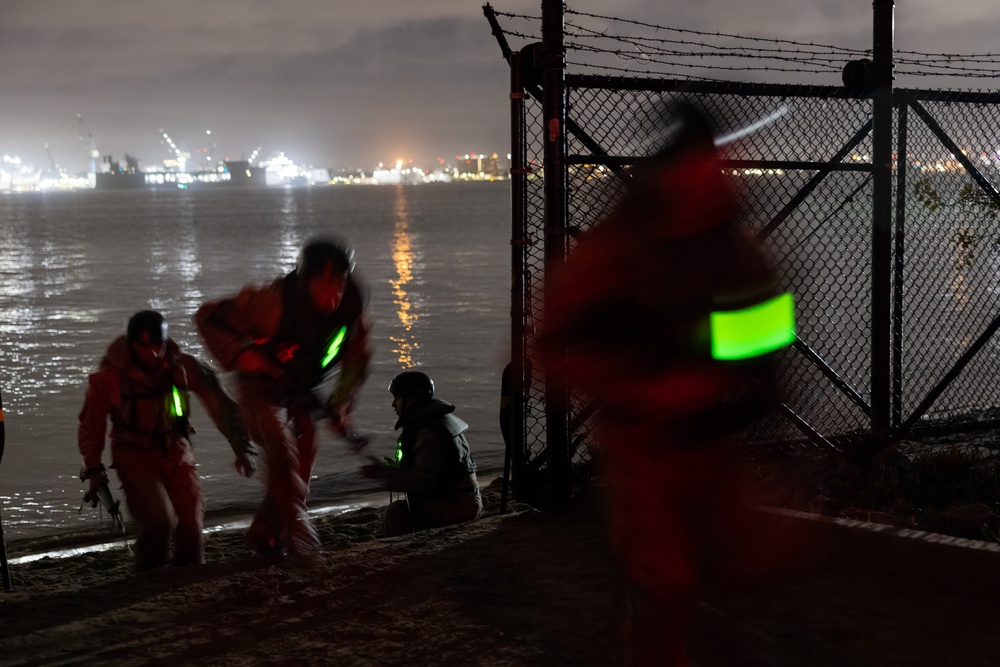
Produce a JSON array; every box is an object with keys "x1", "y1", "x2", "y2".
[
  {"x1": 710, "y1": 292, "x2": 795, "y2": 361},
  {"x1": 395, "y1": 440, "x2": 403, "y2": 463},
  {"x1": 171, "y1": 385, "x2": 187, "y2": 417},
  {"x1": 321, "y1": 326, "x2": 348, "y2": 368}
]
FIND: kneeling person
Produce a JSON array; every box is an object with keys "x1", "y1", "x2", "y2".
[{"x1": 362, "y1": 371, "x2": 482, "y2": 536}]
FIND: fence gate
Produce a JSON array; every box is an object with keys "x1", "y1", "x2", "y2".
[{"x1": 487, "y1": 6, "x2": 1000, "y2": 506}]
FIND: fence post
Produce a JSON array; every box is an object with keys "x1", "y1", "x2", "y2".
[
  {"x1": 540, "y1": 0, "x2": 572, "y2": 505},
  {"x1": 502, "y1": 46, "x2": 529, "y2": 513},
  {"x1": 871, "y1": 0, "x2": 895, "y2": 450},
  {"x1": 892, "y1": 101, "x2": 907, "y2": 431}
]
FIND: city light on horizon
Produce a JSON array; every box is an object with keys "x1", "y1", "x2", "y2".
[{"x1": 0, "y1": 142, "x2": 511, "y2": 191}]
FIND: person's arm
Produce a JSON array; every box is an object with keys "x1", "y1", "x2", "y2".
[
  {"x1": 78, "y1": 367, "x2": 115, "y2": 488},
  {"x1": 195, "y1": 284, "x2": 284, "y2": 375},
  {"x1": 378, "y1": 428, "x2": 450, "y2": 494},
  {"x1": 181, "y1": 354, "x2": 257, "y2": 477}
]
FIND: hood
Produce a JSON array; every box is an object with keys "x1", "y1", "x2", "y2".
[
  {"x1": 101, "y1": 335, "x2": 180, "y2": 391},
  {"x1": 394, "y1": 397, "x2": 468, "y2": 436}
]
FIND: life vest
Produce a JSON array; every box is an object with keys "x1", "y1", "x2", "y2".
[
  {"x1": 396, "y1": 402, "x2": 477, "y2": 498},
  {"x1": 109, "y1": 340, "x2": 192, "y2": 448},
  {"x1": 255, "y1": 273, "x2": 364, "y2": 389}
]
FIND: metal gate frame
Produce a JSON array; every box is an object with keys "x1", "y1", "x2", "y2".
[{"x1": 487, "y1": 1, "x2": 1000, "y2": 506}]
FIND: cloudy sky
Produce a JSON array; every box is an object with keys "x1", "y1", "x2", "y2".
[{"x1": 3, "y1": 0, "x2": 999, "y2": 174}]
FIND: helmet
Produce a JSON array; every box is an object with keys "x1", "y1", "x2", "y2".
[
  {"x1": 126, "y1": 310, "x2": 167, "y2": 345},
  {"x1": 643, "y1": 100, "x2": 718, "y2": 162},
  {"x1": 297, "y1": 237, "x2": 355, "y2": 280},
  {"x1": 388, "y1": 370, "x2": 434, "y2": 401}
]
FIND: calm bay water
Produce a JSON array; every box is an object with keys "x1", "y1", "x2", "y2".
[{"x1": 0, "y1": 182, "x2": 512, "y2": 543}]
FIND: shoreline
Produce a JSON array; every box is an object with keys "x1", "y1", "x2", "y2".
[
  {"x1": 5, "y1": 481, "x2": 1000, "y2": 665},
  {"x1": 3, "y1": 469, "x2": 506, "y2": 563}
]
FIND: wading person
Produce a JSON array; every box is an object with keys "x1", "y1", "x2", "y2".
[
  {"x1": 78, "y1": 310, "x2": 257, "y2": 571},
  {"x1": 196, "y1": 236, "x2": 371, "y2": 567},
  {"x1": 361, "y1": 370, "x2": 482, "y2": 536},
  {"x1": 539, "y1": 105, "x2": 791, "y2": 666}
]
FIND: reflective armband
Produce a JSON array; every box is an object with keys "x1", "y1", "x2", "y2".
[{"x1": 710, "y1": 292, "x2": 795, "y2": 361}]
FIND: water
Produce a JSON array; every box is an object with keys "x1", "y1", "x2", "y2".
[{"x1": 0, "y1": 182, "x2": 512, "y2": 543}]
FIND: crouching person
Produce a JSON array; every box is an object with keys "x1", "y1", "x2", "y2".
[
  {"x1": 361, "y1": 371, "x2": 482, "y2": 536},
  {"x1": 78, "y1": 310, "x2": 257, "y2": 570}
]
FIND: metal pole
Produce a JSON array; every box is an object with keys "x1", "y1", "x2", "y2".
[
  {"x1": 871, "y1": 0, "x2": 895, "y2": 450},
  {"x1": 892, "y1": 102, "x2": 907, "y2": 431},
  {"x1": 501, "y1": 46, "x2": 529, "y2": 514},
  {"x1": 0, "y1": 386, "x2": 12, "y2": 591},
  {"x1": 541, "y1": 0, "x2": 571, "y2": 505}
]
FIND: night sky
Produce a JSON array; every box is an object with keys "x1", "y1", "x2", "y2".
[{"x1": 2, "y1": 0, "x2": 999, "y2": 174}]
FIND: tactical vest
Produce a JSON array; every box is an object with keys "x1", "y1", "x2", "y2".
[
  {"x1": 256, "y1": 273, "x2": 363, "y2": 389},
  {"x1": 112, "y1": 352, "x2": 191, "y2": 448},
  {"x1": 396, "y1": 413, "x2": 476, "y2": 498}
]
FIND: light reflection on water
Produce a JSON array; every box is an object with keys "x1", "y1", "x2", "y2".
[
  {"x1": 390, "y1": 185, "x2": 421, "y2": 368},
  {"x1": 0, "y1": 184, "x2": 510, "y2": 544}
]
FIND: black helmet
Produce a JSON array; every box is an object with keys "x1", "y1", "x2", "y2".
[
  {"x1": 388, "y1": 370, "x2": 434, "y2": 401},
  {"x1": 648, "y1": 100, "x2": 717, "y2": 163},
  {"x1": 126, "y1": 310, "x2": 167, "y2": 345},
  {"x1": 297, "y1": 237, "x2": 355, "y2": 280}
]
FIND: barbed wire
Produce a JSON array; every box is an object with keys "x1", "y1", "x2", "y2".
[
  {"x1": 566, "y1": 41, "x2": 847, "y2": 74},
  {"x1": 499, "y1": 28, "x2": 844, "y2": 77},
  {"x1": 489, "y1": 7, "x2": 1000, "y2": 81},
  {"x1": 564, "y1": 9, "x2": 869, "y2": 56},
  {"x1": 565, "y1": 21, "x2": 860, "y2": 62},
  {"x1": 563, "y1": 59, "x2": 730, "y2": 83}
]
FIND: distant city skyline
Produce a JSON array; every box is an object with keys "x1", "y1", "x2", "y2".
[
  {"x1": 4, "y1": 1, "x2": 1000, "y2": 176},
  {"x1": 1, "y1": 136, "x2": 510, "y2": 176},
  {"x1": 1, "y1": 142, "x2": 510, "y2": 191}
]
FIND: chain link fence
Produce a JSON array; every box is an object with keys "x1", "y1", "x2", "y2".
[
  {"x1": 511, "y1": 78, "x2": 1000, "y2": 487},
  {"x1": 895, "y1": 90, "x2": 1000, "y2": 435},
  {"x1": 488, "y1": 9, "x2": 1000, "y2": 504}
]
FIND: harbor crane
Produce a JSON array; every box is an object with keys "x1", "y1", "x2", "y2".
[
  {"x1": 159, "y1": 129, "x2": 191, "y2": 173},
  {"x1": 43, "y1": 142, "x2": 59, "y2": 174},
  {"x1": 196, "y1": 129, "x2": 218, "y2": 171},
  {"x1": 76, "y1": 114, "x2": 99, "y2": 182}
]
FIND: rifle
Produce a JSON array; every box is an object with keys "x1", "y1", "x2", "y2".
[
  {"x1": 79, "y1": 466, "x2": 125, "y2": 533},
  {"x1": 285, "y1": 383, "x2": 371, "y2": 453},
  {"x1": 0, "y1": 386, "x2": 11, "y2": 591}
]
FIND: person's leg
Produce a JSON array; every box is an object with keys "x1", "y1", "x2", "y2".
[
  {"x1": 161, "y1": 440, "x2": 205, "y2": 566},
  {"x1": 409, "y1": 488, "x2": 483, "y2": 531},
  {"x1": 285, "y1": 407, "x2": 321, "y2": 564},
  {"x1": 240, "y1": 383, "x2": 299, "y2": 555},
  {"x1": 601, "y1": 424, "x2": 698, "y2": 667},
  {"x1": 291, "y1": 407, "x2": 317, "y2": 491},
  {"x1": 383, "y1": 499, "x2": 414, "y2": 537},
  {"x1": 113, "y1": 446, "x2": 173, "y2": 570}
]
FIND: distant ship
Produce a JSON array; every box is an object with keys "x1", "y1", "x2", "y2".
[{"x1": 95, "y1": 159, "x2": 267, "y2": 190}]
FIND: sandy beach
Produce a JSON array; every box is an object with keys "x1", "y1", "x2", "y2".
[{"x1": 2, "y1": 477, "x2": 1000, "y2": 666}]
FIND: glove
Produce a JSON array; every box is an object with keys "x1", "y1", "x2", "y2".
[
  {"x1": 326, "y1": 403, "x2": 348, "y2": 433},
  {"x1": 345, "y1": 433, "x2": 370, "y2": 454},
  {"x1": 82, "y1": 466, "x2": 109, "y2": 507},
  {"x1": 327, "y1": 415, "x2": 370, "y2": 454},
  {"x1": 359, "y1": 457, "x2": 391, "y2": 479},
  {"x1": 235, "y1": 451, "x2": 257, "y2": 478}
]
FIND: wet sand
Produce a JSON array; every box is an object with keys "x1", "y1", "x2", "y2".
[{"x1": 2, "y1": 479, "x2": 999, "y2": 666}]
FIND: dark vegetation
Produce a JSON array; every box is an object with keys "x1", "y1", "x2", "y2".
[{"x1": 742, "y1": 442, "x2": 1000, "y2": 542}]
